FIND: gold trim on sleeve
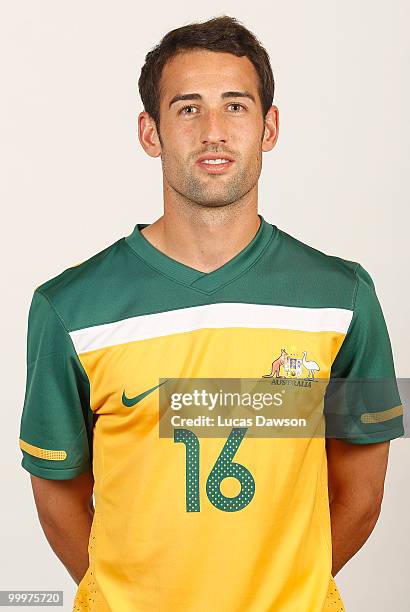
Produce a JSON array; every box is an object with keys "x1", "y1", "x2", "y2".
[
  {"x1": 361, "y1": 404, "x2": 404, "y2": 424},
  {"x1": 19, "y1": 438, "x2": 67, "y2": 461}
]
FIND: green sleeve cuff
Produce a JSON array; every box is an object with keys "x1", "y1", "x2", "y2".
[
  {"x1": 333, "y1": 425, "x2": 405, "y2": 444},
  {"x1": 21, "y1": 456, "x2": 91, "y2": 480}
]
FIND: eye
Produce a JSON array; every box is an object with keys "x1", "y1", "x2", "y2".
[
  {"x1": 179, "y1": 105, "x2": 198, "y2": 115},
  {"x1": 228, "y1": 103, "x2": 246, "y2": 112}
]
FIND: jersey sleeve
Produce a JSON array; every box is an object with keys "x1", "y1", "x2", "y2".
[
  {"x1": 324, "y1": 264, "x2": 405, "y2": 444},
  {"x1": 19, "y1": 289, "x2": 94, "y2": 479}
]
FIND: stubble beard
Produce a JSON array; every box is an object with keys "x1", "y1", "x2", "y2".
[{"x1": 161, "y1": 151, "x2": 262, "y2": 209}]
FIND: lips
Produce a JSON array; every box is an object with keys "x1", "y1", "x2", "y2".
[{"x1": 195, "y1": 154, "x2": 235, "y2": 174}]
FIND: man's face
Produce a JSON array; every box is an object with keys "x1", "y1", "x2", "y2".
[{"x1": 156, "y1": 49, "x2": 274, "y2": 208}]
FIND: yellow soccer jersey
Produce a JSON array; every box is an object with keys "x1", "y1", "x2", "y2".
[{"x1": 19, "y1": 215, "x2": 404, "y2": 611}]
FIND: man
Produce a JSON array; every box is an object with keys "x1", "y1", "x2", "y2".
[{"x1": 19, "y1": 14, "x2": 404, "y2": 612}]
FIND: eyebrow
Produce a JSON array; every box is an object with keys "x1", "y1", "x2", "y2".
[{"x1": 168, "y1": 91, "x2": 256, "y2": 109}]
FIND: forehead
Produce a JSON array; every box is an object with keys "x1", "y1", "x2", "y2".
[{"x1": 160, "y1": 50, "x2": 259, "y2": 100}]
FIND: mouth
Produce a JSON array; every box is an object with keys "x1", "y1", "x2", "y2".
[{"x1": 195, "y1": 157, "x2": 235, "y2": 174}]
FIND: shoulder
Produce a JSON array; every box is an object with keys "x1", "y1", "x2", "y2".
[
  {"x1": 272, "y1": 226, "x2": 370, "y2": 309},
  {"x1": 277, "y1": 226, "x2": 359, "y2": 274},
  {"x1": 32, "y1": 236, "x2": 128, "y2": 330}
]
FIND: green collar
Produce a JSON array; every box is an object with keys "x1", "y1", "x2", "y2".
[{"x1": 125, "y1": 213, "x2": 275, "y2": 293}]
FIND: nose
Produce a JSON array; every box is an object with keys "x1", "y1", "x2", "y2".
[{"x1": 200, "y1": 109, "x2": 228, "y2": 145}]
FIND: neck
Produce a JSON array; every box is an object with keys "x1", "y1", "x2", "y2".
[{"x1": 140, "y1": 195, "x2": 261, "y2": 274}]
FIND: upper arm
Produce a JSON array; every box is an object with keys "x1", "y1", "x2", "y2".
[
  {"x1": 324, "y1": 264, "x2": 404, "y2": 444},
  {"x1": 30, "y1": 470, "x2": 95, "y2": 523},
  {"x1": 325, "y1": 438, "x2": 390, "y2": 511},
  {"x1": 18, "y1": 290, "x2": 94, "y2": 480}
]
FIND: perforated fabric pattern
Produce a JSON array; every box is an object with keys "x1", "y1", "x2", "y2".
[
  {"x1": 72, "y1": 514, "x2": 100, "y2": 611},
  {"x1": 19, "y1": 438, "x2": 67, "y2": 461},
  {"x1": 324, "y1": 576, "x2": 345, "y2": 611}
]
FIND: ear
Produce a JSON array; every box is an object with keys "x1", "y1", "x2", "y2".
[
  {"x1": 138, "y1": 111, "x2": 162, "y2": 159},
  {"x1": 262, "y1": 105, "x2": 279, "y2": 153}
]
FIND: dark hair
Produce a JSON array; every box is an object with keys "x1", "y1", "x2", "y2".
[{"x1": 138, "y1": 15, "x2": 275, "y2": 137}]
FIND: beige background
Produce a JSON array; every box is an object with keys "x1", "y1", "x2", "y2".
[{"x1": 1, "y1": 1, "x2": 408, "y2": 610}]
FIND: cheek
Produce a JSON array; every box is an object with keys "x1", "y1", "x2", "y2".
[
  {"x1": 164, "y1": 127, "x2": 197, "y2": 159},
  {"x1": 231, "y1": 121, "x2": 262, "y2": 146},
  {"x1": 179, "y1": 125, "x2": 201, "y2": 148}
]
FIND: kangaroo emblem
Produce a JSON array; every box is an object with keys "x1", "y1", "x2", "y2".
[{"x1": 262, "y1": 348, "x2": 288, "y2": 378}]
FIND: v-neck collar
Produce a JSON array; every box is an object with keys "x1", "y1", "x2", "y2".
[{"x1": 125, "y1": 213, "x2": 275, "y2": 293}]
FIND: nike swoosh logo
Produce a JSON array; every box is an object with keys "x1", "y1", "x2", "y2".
[{"x1": 122, "y1": 379, "x2": 170, "y2": 407}]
